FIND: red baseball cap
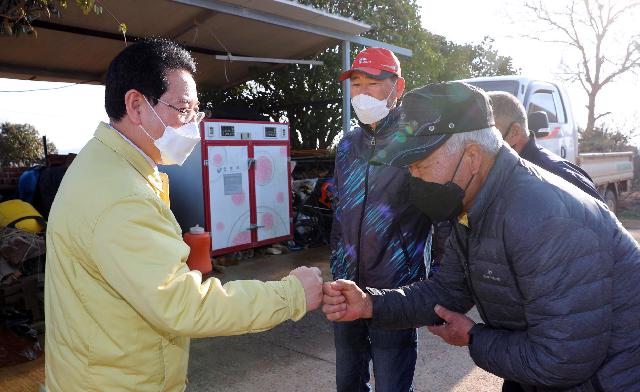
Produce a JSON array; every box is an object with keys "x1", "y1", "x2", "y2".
[{"x1": 339, "y1": 47, "x2": 401, "y2": 81}]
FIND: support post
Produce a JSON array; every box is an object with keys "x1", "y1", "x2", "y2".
[{"x1": 341, "y1": 40, "x2": 351, "y2": 136}]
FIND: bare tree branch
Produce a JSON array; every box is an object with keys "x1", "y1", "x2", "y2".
[
  {"x1": 608, "y1": 1, "x2": 640, "y2": 24},
  {"x1": 577, "y1": 71, "x2": 590, "y2": 94},
  {"x1": 599, "y1": 40, "x2": 640, "y2": 86},
  {"x1": 594, "y1": 111, "x2": 612, "y2": 121},
  {"x1": 519, "y1": 33, "x2": 578, "y2": 48},
  {"x1": 523, "y1": 0, "x2": 640, "y2": 132},
  {"x1": 567, "y1": 2, "x2": 596, "y2": 87},
  {"x1": 583, "y1": 0, "x2": 601, "y2": 37},
  {"x1": 524, "y1": 1, "x2": 579, "y2": 44}
]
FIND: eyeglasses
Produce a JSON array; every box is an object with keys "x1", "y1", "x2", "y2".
[{"x1": 155, "y1": 97, "x2": 206, "y2": 124}]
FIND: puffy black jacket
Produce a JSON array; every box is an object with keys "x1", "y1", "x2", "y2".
[
  {"x1": 330, "y1": 108, "x2": 433, "y2": 289},
  {"x1": 368, "y1": 146, "x2": 640, "y2": 391}
]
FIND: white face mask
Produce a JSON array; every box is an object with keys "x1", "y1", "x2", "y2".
[
  {"x1": 141, "y1": 97, "x2": 201, "y2": 166},
  {"x1": 351, "y1": 80, "x2": 397, "y2": 125}
]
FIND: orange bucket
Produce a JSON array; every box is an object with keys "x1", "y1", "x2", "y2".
[{"x1": 183, "y1": 225, "x2": 212, "y2": 274}]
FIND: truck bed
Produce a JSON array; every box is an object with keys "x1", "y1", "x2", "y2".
[{"x1": 578, "y1": 151, "x2": 634, "y2": 187}]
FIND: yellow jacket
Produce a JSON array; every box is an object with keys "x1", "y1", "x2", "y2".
[{"x1": 44, "y1": 123, "x2": 306, "y2": 391}]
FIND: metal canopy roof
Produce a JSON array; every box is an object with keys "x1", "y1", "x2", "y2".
[{"x1": 0, "y1": 0, "x2": 410, "y2": 89}]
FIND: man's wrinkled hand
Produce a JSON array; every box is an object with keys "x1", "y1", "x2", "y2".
[
  {"x1": 322, "y1": 279, "x2": 372, "y2": 322},
  {"x1": 427, "y1": 305, "x2": 475, "y2": 346},
  {"x1": 289, "y1": 266, "x2": 323, "y2": 311}
]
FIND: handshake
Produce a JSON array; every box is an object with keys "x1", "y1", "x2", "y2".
[{"x1": 289, "y1": 267, "x2": 371, "y2": 321}]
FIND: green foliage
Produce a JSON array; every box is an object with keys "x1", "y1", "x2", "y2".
[
  {"x1": 579, "y1": 124, "x2": 640, "y2": 191},
  {"x1": 468, "y1": 37, "x2": 517, "y2": 78},
  {"x1": 578, "y1": 125, "x2": 636, "y2": 153},
  {"x1": 0, "y1": 0, "x2": 108, "y2": 36},
  {"x1": 202, "y1": 0, "x2": 517, "y2": 149},
  {"x1": 0, "y1": 122, "x2": 57, "y2": 167}
]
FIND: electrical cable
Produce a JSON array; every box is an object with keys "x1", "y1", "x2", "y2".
[{"x1": 0, "y1": 83, "x2": 80, "y2": 93}]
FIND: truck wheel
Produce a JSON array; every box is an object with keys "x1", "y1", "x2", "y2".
[{"x1": 604, "y1": 189, "x2": 617, "y2": 214}]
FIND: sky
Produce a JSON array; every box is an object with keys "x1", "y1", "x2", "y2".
[
  {"x1": 417, "y1": 0, "x2": 639, "y2": 137},
  {"x1": 1, "y1": 0, "x2": 638, "y2": 153},
  {"x1": 0, "y1": 79, "x2": 107, "y2": 154}
]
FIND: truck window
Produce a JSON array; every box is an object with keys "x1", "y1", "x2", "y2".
[
  {"x1": 466, "y1": 80, "x2": 519, "y2": 96},
  {"x1": 552, "y1": 91, "x2": 567, "y2": 123},
  {"x1": 528, "y1": 91, "x2": 558, "y2": 123}
]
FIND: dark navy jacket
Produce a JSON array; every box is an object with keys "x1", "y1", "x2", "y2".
[
  {"x1": 431, "y1": 138, "x2": 605, "y2": 274},
  {"x1": 520, "y1": 136, "x2": 603, "y2": 202},
  {"x1": 330, "y1": 108, "x2": 432, "y2": 289},
  {"x1": 369, "y1": 147, "x2": 640, "y2": 391}
]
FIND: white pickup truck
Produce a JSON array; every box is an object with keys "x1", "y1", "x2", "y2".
[{"x1": 461, "y1": 76, "x2": 634, "y2": 213}]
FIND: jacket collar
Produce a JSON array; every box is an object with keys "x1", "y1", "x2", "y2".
[
  {"x1": 358, "y1": 106, "x2": 401, "y2": 138},
  {"x1": 93, "y1": 122, "x2": 165, "y2": 197},
  {"x1": 466, "y1": 145, "x2": 520, "y2": 229},
  {"x1": 107, "y1": 123, "x2": 156, "y2": 169},
  {"x1": 519, "y1": 135, "x2": 539, "y2": 162}
]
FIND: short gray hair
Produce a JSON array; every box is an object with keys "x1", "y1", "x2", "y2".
[
  {"x1": 488, "y1": 91, "x2": 528, "y2": 137},
  {"x1": 443, "y1": 126, "x2": 502, "y2": 156}
]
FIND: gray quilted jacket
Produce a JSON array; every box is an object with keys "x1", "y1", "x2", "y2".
[{"x1": 368, "y1": 146, "x2": 640, "y2": 392}]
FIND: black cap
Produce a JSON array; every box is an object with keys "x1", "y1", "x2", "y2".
[{"x1": 371, "y1": 81, "x2": 495, "y2": 167}]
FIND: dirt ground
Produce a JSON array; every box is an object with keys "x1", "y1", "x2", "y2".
[{"x1": 186, "y1": 246, "x2": 502, "y2": 392}]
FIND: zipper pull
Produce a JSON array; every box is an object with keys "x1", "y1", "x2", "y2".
[{"x1": 370, "y1": 137, "x2": 376, "y2": 146}]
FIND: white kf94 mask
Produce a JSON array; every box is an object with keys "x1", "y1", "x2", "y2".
[
  {"x1": 140, "y1": 97, "x2": 202, "y2": 165},
  {"x1": 351, "y1": 80, "x2": 397, "y2": 125}
]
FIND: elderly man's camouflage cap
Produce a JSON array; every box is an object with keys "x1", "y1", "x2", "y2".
[{"x1": 371, "y1": 81, "x2": 495, "y2": 167}]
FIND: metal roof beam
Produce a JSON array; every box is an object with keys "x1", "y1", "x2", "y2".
[
  {"x1": 29, "y1": 20, "x2": 253, "y2": 57},
  {"x1": 164, "y1": 9, "x2": 218, "y2": 39},
  {"x1": 350, "y1": 36, "x2": 412, "y2": 57},
  {"x1": 214, "y1": 55, "x2": 323, "y2": 65},
  {"x1": 172, "y1": 0, "x2": 412, "y2": 57}
]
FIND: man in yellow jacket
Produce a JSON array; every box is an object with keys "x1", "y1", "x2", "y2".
[{"x1": 44, "y1": 38, "x2": 323, "y2": 391}]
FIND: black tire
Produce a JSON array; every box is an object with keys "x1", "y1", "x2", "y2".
[{"x1": 604, "y1": 189, "x2": 617, "y2": 214}]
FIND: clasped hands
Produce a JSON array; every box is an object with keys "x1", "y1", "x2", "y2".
[{"x1": 320, "y1": 279, "x2": 476, "y2": 347}]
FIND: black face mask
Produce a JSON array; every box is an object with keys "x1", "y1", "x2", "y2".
[{"x1": 407, "y1": 151, "x2": 475, "y2": 223}]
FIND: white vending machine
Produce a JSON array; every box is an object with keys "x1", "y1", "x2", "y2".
[{"x1": 163, "y1": 119, "x2": 292, "y2": 256}]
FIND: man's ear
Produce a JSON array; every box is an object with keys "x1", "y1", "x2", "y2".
[
  {"x1": 124, "y1": 89, "x2": 145, "y2": 125},
  {"x1": 396, "y1": 77, "x2": 406, "y2": 97},
  {"x1": 465, "y1": 144, "x2": 484, "y2": 175},
  {"x1": 511, "y1": 122, "x2": 524, "y2": 138}
]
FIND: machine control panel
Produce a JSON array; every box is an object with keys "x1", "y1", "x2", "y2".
[
  {"x1": 265, "y1": 126, "x2": 277, "y2": 138},
  {"x1": 220, "y1": 125, "x2": 235, "y2": 137},
  {"x1": 203, "y1": 120, "x2": 289, "y2": 141}
]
